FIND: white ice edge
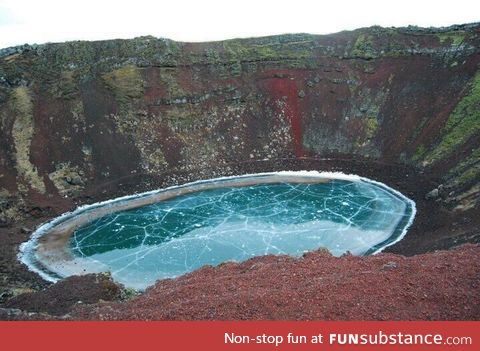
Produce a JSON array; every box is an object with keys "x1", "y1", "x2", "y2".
[{"x1": 18, "y1": 170, "x2": 416, "y2": 284}]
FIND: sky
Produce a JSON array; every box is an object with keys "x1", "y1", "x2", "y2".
[{"x1": 0, "y1": 0, "x2": 479, "y2": 49}]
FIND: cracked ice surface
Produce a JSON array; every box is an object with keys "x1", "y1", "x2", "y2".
[{"x1": 68, "y1": 178, "x2": 415, "y2": 290}]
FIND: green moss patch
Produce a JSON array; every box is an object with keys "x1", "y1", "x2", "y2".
[
  {"x1": 9, "y1": 87, "x2": 46, "y2": 194},
  {"x1": 221, "y1": 37, "x2": 315, "y2": 63},
  {"x1": 422, "y1": 72, "x2": 480, "y2": 165},
  {"x1": 352, "y1": 34, "x2": 375, "y2": 59},
  {"x1": 102, "y1": 65, "x2": 144, "y2": 105},
  {"x1": 437, "y1": 31, "x2": 466, "y2": 46},
  {"x1": 446, "y1": 148, "x2": 480, "y2": 189}
]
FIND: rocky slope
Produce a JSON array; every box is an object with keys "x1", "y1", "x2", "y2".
[
  {"x1": 2, "y1": 244, "x2": 479, "y2": 320},
  {"x1": 0, "y1": 23, "x2": 479, "y2": 318},
  {"x1": 72, "y1": 244, "x2": 480, "y2": 320},
  {"x1": 1, "y1": 23, "x2": 479, "y2": 224}
]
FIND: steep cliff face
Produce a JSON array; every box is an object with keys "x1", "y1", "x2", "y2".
[{"x1": 0, "y1": 24, "x2": 479, "y2": 225}]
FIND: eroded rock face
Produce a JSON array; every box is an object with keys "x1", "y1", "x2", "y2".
[{"x1": 0, "y1": 24, "x2": 479, "y2": 226}]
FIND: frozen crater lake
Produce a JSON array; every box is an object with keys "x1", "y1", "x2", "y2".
[{"x1": 20, "y1": 172, "x2": 416, "y2": 290}]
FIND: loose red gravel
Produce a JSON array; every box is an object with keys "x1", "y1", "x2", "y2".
[{"x1": 72, "y1": 244, "x2": 480, "y2": 320}]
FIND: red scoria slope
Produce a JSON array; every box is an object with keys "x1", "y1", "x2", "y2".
[{"x1": 72, "y1": 244, "x2": 480, "y2": 320}]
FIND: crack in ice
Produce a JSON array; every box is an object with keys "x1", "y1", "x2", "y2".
[{"x1": 19, "y1": 172, "x2": 416, "y2": 290}]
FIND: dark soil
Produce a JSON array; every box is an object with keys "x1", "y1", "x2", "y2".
[{"x1": 3, "y1": 273, "x2": 123, "y2": 316}]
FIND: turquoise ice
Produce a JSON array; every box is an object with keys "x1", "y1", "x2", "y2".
[{"x1": 69, "y1": 178, "x2": 415, "y2": 289}]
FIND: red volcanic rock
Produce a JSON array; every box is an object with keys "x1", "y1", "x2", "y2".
[{"x1": 72, "y1": 244, "x2": 480, "y2": 320}]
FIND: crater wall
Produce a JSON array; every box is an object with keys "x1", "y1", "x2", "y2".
[{"x1": 0, "y1": 24, "x2": 479, "y2": 224}]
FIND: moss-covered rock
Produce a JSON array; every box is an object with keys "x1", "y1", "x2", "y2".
[
  {"x1": 437, "y1": 31, "x2": 467, "y2": 47},
  {"x1": 9, "y1": 87, "x2": 46, "y2": 194},
  {"x1": 102, "y1": 65, "x2": 144, "y2": 104},
  {"x1": 352, "y1": 33, "x2": 376, "y2": 59},
  {"x1": 421, "y1": 71, "x2": 480, "y2": 165},
  {"x1": 48, "y1": 162, "x2": 85, "y2": 197}
]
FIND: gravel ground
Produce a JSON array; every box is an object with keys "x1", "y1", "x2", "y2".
[{"x1": 71, "y1": 244, "x2": 480, "y2": 320}]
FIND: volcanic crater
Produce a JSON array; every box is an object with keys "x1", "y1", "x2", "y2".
[{"x1": 0, "y1": 23, "x2": 479, "y2": 320}]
